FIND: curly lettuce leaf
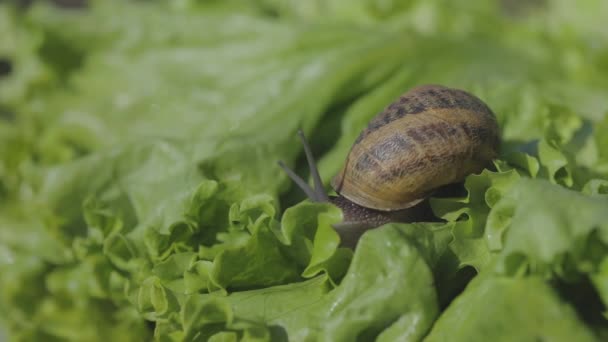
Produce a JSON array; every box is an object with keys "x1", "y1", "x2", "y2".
[
  {"x1": 491, "y1": 178, "x2": 608, "y2": 279},
  {"x1": 428, "y1": 169, "x2": 521, "y2": 271},
  {"x1": 170, "y1": 223, "x2": 443, "y2": 341}
]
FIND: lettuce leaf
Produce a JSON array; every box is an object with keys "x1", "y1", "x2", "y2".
[
  {"x1": 491, "y1": 178, "x2": 608, "y2": 282},
  {"x1": 173, "y1": 223, "x2": 443, "y2": 341},
  {"x1": 424, "y1": 274, "x2": 597, "y2": 341}
]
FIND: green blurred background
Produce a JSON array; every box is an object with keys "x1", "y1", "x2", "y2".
[{"x1": 1, "y1": 0, "x2": 608, "y2": 341}]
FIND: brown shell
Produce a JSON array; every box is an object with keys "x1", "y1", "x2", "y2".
[{"x1": 331, "y1": 84, "x2": 500, "y2": 211}]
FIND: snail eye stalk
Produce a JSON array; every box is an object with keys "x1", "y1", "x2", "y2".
[{"x1": 277, "y1": 129, "x2": 329, "y2": 203}]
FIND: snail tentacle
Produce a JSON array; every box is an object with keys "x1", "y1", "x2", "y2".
[
  {"x1": 297, "y1": 129, "x2": 329, "y2": 202},
  {"x1": 277, "y1": 130, "x2": 329, "y2": 202},
  {"x1": 277, "y1": 160, "x2": 319, "y2": 201}
]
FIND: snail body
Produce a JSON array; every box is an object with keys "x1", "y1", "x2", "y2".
[{"x1": 278, "y1": 84, "x2": 500, "y2": 246}]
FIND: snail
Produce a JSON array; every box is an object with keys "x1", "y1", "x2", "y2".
[{"x1": 279, "y1": 84, "x2": 500, "y2": 247}]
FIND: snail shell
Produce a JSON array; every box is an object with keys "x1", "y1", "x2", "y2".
[{"x1": 331, "y1": 84, "x2": 500, "y2": 211}]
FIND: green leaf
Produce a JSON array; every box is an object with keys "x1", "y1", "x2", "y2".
[
  {"x1": 209, "y1": 224, "x2": 301, "y2": 291},
  {"x1": 193, "y1": 224, "x2": 441, "y2": 341},
  {"x1": 424, "y1": 275, "x2": 597, "y2": 342},
  {"x1": 181, "y1": 296, "x2": 234, "y2": 341},
  {"x1": 492, "y1": 178, "x2": 608, "y2": 278},
  {"x1": 301, "y1": 206, "x2": 352, "y2": 283},
  {"x1": 430, "y1": 169, "x2": 521, "y2": 271},
  {"x1": 274, "y1": 202, "x2": 331, "y2": 266},
  {"x1": 317, "y1": 225, "x2": 439, "y2": 341}
]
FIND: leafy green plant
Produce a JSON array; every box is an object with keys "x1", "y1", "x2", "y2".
[{"x1": 1, "y1": 0, "x2": 607, "y2": 341}]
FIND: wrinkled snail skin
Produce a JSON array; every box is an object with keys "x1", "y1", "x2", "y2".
[
  {"x1": 278, "y1": 84, "x2": 500, "y2": 247},
  {"x1": 329, "y1": 196, "x2": 434, "y2": 247}
]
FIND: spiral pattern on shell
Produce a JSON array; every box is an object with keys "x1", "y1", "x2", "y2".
[{"x1": 331, "y1": 84, "x2": 500, "y2": 211}]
